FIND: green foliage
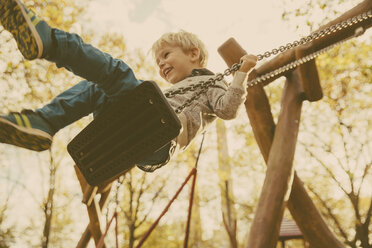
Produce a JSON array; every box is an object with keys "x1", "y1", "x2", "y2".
[
  {"x1": 0, "y1": 3, "x2": 85, "y2": 113},
  {"x1": 281, "y1": 0, "x2": 363, "y2": 32},
  {"x1": 0, "y1": 204, "x2": 16, "y2": 248},
  {"x1": 297, "y1": 40, "x2": 372, "y2": 246},
  {"x1": 136, "y1": 222, "x2": 185, "y2": 248},
  {"x1": 290, "y1": 12, "x2": 372, "y2": 248}
]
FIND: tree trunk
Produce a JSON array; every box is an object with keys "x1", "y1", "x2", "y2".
[
  {"x1": 216, "y1": 119, "x2": 238, "y2": 248},
  {"x1": 129, "y1": 222, "x2": 135, "y2": 248},
  {"x1": 42, "y1": 152, "x2": 56, "y2": 248}
]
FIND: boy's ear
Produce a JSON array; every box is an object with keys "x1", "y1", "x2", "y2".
[{"x1": 189, "y1": 47, "x2": 200, "y2": 63}]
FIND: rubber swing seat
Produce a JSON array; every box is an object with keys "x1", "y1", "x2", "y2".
[{"x1": 67, "y1": 81, "x2": 181, "y2": 186}]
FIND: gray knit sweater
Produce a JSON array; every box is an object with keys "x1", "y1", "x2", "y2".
[
  {"x1": 164, "y1": 68, "x2": 248, "y2": 152},
  {"x1": 136, "y1": 68, "x2": 248, "y2": 172}
]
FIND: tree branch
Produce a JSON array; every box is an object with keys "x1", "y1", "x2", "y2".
[
  {"x1": 357, "y1": 161, "x2": 371, "y2": 198},
  {"x1": 307, "y1": 185, "x2": 352, "y2": 246},
  {"x1": 362, "y1": 197, "x2": 372, "y2": 231},
  {"x1": 301, "y1": 144, "x2": 349, "y2": 196},
  {"x1": 133, "y1": 173, "x2": 147, "y2": 229}
]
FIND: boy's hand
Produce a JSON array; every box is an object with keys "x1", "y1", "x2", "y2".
[{"x1": 238, "y1": 54, "x2": 258, "y2": 73}]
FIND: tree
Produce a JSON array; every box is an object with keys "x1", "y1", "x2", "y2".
[
  {"x1": 0, "y1": 197, "x2": 16, "y2": 248},
  {"x1": 298, "y1": 40, "x2": 371, "y2": 248},
  {"x1": 118, "y1": 169, "x2": 171, "y2": 248},
  {"x1": 119, "y1": 143, "x2": 205, "y2": 248},
  {"x1": 279, "y1": 1, "x2": 371, "y2": 247},
  {"x1": 0, "y1": 1, "x2": 89, "y2": 246},
  {"x1": 41, "y1": 150, "x2": 56, "y2": 248},
  {"x1": 0, "y1": 0, "x2": 163, "y2": 246},
  {"x1": 281, "y1": 0, "x2": 365, "y2": 33},
  {"x1": 216, "y1": 118, "x2": 238, "y2": 248}
]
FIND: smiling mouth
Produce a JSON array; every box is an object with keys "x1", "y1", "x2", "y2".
[{"x1": 164, "y1": 67, "x2": 173, "y2": 77}]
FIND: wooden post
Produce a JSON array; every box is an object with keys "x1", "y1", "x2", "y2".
[
  {"x1": 246, "y1": 69, "x2": 302, "y2": 248},
  {"x1": 82, "y1": 185, "x2": 98, "y2": 206},
  {"x1": 295, "y1": 44, "x2": 322, "y2": 102},
  {"x1": 218, "y1": 38, "x2": 344, "y2": 248},
  {"x1": 76, "y1": 188, "x2": 112, "y2": 248},
  {"x1": 75, "y1": 166, "x2": 113, "y2": 248},
  {"x1": 86, "y1": 198, "x2": 105, "y2": 247}
]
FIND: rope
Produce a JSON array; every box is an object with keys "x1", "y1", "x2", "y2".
[
  {"x1": 97, "y1": 177, "x2": 123, "y2": 248},
  {"x1": 184, "y1": 132, "x2": 205, "y2": 248},
  {"x1": 135, "y1": 168, "x2": 196, "y2": 248},
  {"x1": 96, "y1": 212, "x2": 118, "y2": 248},
  {"x1": 136, "y1": 133, "x2": 206, "y2": 248}
]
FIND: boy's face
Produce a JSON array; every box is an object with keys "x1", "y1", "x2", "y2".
[{"x1": 155, "y1": 44, "x2": 201, "y2": 84}]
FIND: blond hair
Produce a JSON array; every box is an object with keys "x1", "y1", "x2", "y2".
[{"x1": 151, "y1": 30, "x2": 208, "y2": 67}]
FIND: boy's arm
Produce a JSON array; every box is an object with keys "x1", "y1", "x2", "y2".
[
  {"x1": 207, "y1": 72, "x2": 247, "y2": 120},
  {"x1": 207, "y1": 54, "x2": 257, "y2": 120}
]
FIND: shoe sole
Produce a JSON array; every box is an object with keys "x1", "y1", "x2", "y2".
[
  {"x1": 4, "y1": 0, "x2": 43, "y2": 59},
  {"x1": 0, "y1": 117, "x2": 52, "y2": 151}
]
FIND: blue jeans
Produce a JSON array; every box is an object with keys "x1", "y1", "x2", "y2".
[{"x1": 36, "y1": 28, "x2": 170, "y2": 167}]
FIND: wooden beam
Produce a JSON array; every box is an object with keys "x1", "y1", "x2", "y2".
[
  {"x1": 287, "y1": 176, "x2": 345, "y2": 248},
  {"x1": 83, "y1": 185, "x2": 98, "y2": 206},
  {"x1": 75, "y1": 166, "x2": 108, "y2": 248},
  {"x1": 218, "y1": 39, "x2": 344, "y2": 248},
  {"x1": 98, "y1": 181, "x2": 113, "y2": 194},
  {"x1": 295, "y1": 44, "x2": 322, "y2": 102},
  {"x1": 74, "y1": 165, "x2": 89, "y2": 194},
  {"x1": 251, "y1": 0, "x2": 372, "y2": 86},
  {"x1": 86, "y1": 198, "x2": 105, "y2": 247},
  {"x1": 245, "y1": 71, "x2": 275, "y2": 161},
  {"x1": 246, "y1": 69, "x2": 303, "y2": 248},
  {"x1": 76, "y1": 188, "x2": 112, "y2": 248},
  {"x1": 76, "y1": 227, "x2": 91, "y2": 248}
]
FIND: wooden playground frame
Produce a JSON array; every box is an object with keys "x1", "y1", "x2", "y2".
[
  {"x1": 219, "y1": 1, "x2": 371, "y2": 247},
  {"x1": 75, "y1": 1, "x2": 371, "y2": 247}
]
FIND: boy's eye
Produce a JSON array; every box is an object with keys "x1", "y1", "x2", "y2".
[{"x1": 164, "y1": 52, "x2": 169, "y2": 58}]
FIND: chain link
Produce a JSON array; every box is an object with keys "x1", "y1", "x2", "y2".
[
  {"x1": 166, "y1": 10, "x2": 371, "y2": 114},
  {"x1": 256, "y1": 10, "x2": 371, "y2": 60},
  {"x1": 167, "y1": 63, "x2": 241, "y2": 113},
  {"x1": 248, "y1": 38, "x2": 351, "y2": 87}
]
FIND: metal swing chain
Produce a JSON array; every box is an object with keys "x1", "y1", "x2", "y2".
[
  {"x1": 165, "y1": 10, "x2": 372, "y2": 114},
  {"x1": 167, "y1": 63, "x2": 241, "y2": 114}
]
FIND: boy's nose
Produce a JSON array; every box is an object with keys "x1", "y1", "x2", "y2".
[{"x1": 158, "y1": 60, "x2": 165, "y2": 69}]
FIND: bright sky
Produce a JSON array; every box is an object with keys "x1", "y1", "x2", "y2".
[
  {"x1": 83, "y1": 0, "x2": 305, "y2": 72},
  {"x1": 76, "y1": 0, "x2": 371, "y2": 80},
  {"x1": 82, "y1": 0, "x2": 369, "y2": 75}
]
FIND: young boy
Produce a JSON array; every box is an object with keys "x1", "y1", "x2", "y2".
[{"x1": 0, "y1": 0, "x2": 257, "y2": 171}]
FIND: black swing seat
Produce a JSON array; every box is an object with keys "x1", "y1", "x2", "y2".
[{"x1": 67, "y1": 81, "x2": 182, "y2": 186}]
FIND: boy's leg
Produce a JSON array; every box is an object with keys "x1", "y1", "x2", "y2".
[
  {"x1": 0, "y1": 109, "x2": 54, "y2": 151},
  {"x1": 0, "y1": 80, "x2": 106, "y2": 151},
  {"x1": 36, "y1": 80, "x2": 106, "y2": 132},
  {"x1": 0, "y1": 0, "x2": 142, "y2": 97},
  {"x1": 0, "y1": 0, "x2": 52, "y2": 59},
  {"x1": 49, "y1": 29, "x2": 142, "y2": 97}
]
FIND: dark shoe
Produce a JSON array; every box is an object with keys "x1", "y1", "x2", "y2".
[
  {"x1": 0, "y1": 0, "x2": 52, "y2": 59},
  {"x1": 0, "y1": 110, "x2": 54, "y2": 151}
]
